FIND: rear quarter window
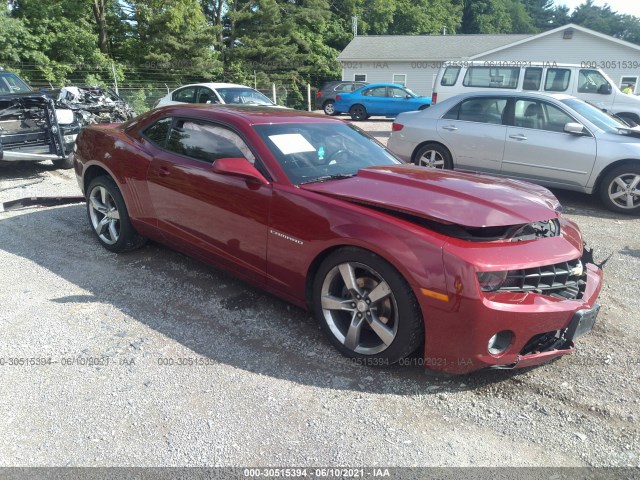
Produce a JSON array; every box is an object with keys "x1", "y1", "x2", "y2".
[
  {"x1": 142, "y1": 118, "x2": 172, "y2": 146},
  {"x1": 440, "y1": 67, "x2": 461, "y2": 86}
]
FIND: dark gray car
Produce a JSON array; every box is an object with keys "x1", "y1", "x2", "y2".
[{"x1": 315, "y1": 80, "x2": 368, "y2": 115}]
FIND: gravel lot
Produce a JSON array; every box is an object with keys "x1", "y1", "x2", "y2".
[{"x1": 0, "y1": 118, "x2": 638, "y2": 469}]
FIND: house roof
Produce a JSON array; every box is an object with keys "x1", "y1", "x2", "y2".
[
  {"x1": 339, "y1": 24, "x2": 640, "y2": 62},
  {"x1": 338, "y1": 34, "x2": 532, "y2": 61},
  {"x1": 470, "y1": 23, "x2": 640, "y2": 58}
]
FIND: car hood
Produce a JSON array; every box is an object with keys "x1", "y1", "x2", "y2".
[{"x1": 301, "y1": 165, "x2": 560, "y2": 227}]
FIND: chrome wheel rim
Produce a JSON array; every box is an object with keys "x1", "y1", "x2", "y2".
[
  {"x1": 608, "y1": 173, "x2": 640, "y2": 209},
  {"x1": 88, "y1": 186, "x2": 121, "y2": 245},
  {"x1": 417, "y1": 149, "x2": 445, "y2": 168},
  {"x1": 321, "y1": 262, "x2": 398, "y2": 355},
  {"x1": 324, "y1": 102, "x2": 335, "y2": 114}
]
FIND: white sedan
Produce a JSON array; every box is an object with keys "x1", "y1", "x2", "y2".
[{"x1": 155, "y1": 82, "x2": 277, "y2": 108}]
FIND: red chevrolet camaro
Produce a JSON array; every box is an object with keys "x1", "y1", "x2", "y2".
[{"x1": 73, "y1": 105, "x2": 603, "y2": 374}]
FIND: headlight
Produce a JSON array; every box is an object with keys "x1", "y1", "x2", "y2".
[
  {"x1": 55, "y1": 109, "x2": 75, "y2": 125},
  {"x1": 477, "y1": 271, "x2": 508, "y2": 292}
]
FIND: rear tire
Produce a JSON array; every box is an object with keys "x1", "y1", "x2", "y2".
[
  {"x1": 312, "y1": 247, "x2": 424, "y2": 365},
  {"x1": 349, "y1": 104, "x2": 369, "y2": 121},
  {"x1": 323, "y1": 100, "x2": 337, "y2": 116},
  {"x1": 412, "y1": 143, "x2": 453, "y2": 169},
  {"x1": 86, "y1": 176, "x2": 147, "y2": 252},
  {"x1": 599, "y1": 164, "x2": 640, "y2": 215}
]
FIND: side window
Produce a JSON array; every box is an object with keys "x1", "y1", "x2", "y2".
[
  {"x1": 456, "y1": 98, "x2": 507, "y2": 124},
  {"x1": 388, "y1": 87, "x2": 408, "y2": 98},
  {"x1": 172, "y1": 87, "x2": 197, "y2": 103},
  {"x1": 523, "y1": 67, "x2": 542, "y2": 90},
  {"x1": 440, "y1": 67, "x2": 461, "y2": 86},
  {"x1": 514, "y1": 100, "x2": 574, "y2": 132},
  {"x1": 442, "y1": 102, "x2": 460, "y2": 120},
  {"x1": 463, "y1": 67, "x2": 520, "y2": 88},
  {"x1": 578, "y1": 69, "x2": 611, "y2": 94},
  {"x1": 544, "y1": 68, "x2": 571, "y2": 92},
  {"x1": 142, "y1": 118, "x2": 172, "y2": 147},
  {"x1": 196, "y1": 87, "x2": 218, "y2": 104},
  {"x1": 335, "y1": 83, "x2": 354, "y2": 92},
  {"x1": 166, "y1": 120, "x2": 255, "y2": 164},
  {"x1": 362, "y1": 87, "x2": 386, "y2": 97}
]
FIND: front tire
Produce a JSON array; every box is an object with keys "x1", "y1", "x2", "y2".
[
  {"x1": 86, "y1": 176, "x2": 147, "y2": 252},
  {"x1": 599, "y1": 164, "x2": 640, "y2": 215},
  {"x1": 52, "y1": 155, "x2": 74, "y2": 170},
  {"x1": 312, "y1": 247, "x2": 424, "y2": 365},
  {"x1": 349, "y1": 104, "x2": 368, "y2": 121},
  {"x1": 413, "y1": 143, "x2": 453, "y2": 169},
  {"x1": 323, "y1": 100, "x2": 337, "y2": 116}
]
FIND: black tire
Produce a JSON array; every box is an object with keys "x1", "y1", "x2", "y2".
[
  {"x1": 52, "y1": 155, "x2": 74, "y2": 170},
  {"x1": 323, "y1": 100, "x2": 337, "y2": 116},
  {"x1": 312, "y1": 247, "x2": 424, "y2": 365},
  {"x1": 86, "y1": 176, "x2": 147, "y2": 252},
  {"x1": 412, "y1": 143, "x2": 453, "y2": 169},
  {"x1": 598, "y1": 164, "x2": 640, "y2": 215},
  {"x1": 349, "y1": 104, "x2": 368, "y2": 121}
]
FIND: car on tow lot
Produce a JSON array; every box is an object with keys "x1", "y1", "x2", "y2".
[
  {"x1": 333, "y1": 83, "x2": 431, "y2": 120},
  {"x1": 155, "y1": 82, "x2": 278, "y2": 108},
  {"x1": 388, "y1": 91, "x2": 640, "y2": 215},
  {"x1": 315, "y1": 80, "x2": 368, "y2": 116},
  {"x1": 72, "y1": 104, "x2": 602, "y2": 374}
]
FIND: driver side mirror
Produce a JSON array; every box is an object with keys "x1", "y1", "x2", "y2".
[
  {"x1": 212, "y1": 157, "x2": 269, "y2": 184},
  {"x1": 598, "y1": 83, "x2": 612, "y2": 94},
  {"x1": 564, "y1": 122, "x2": 587, "y2": 135}
]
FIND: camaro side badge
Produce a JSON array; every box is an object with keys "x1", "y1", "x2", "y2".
[{"x1": 270, "y1": 229, "x2": 304, "y2": 245}]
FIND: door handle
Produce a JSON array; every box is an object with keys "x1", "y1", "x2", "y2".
[
  {"x1": 509, "y1": 134, "x2": 528, "y2": 141},
  {"x1": 442, "y1": 125, "x2": 458, "y2": 131},
  {"x1": 158, "y1": 166, "x2": 171, "y2": 177}
]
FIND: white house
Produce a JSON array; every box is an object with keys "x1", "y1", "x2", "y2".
[{"x1": 338, "y1": 24, "x2": 640, "y2": 96}]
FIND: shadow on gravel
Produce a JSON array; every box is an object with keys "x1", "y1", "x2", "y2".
[
  {"x1": 549, "y1": 189, "x2": 637, "y2": 222},
  {"x1": 0, "y1": 161, "x2": 59, "y2": 185},
  {"x1": 0, "y1": 205, "x2": 534, "y2": 396}
]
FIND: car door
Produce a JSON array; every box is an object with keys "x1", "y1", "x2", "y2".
[
  {"x1": 502, "y1": 98, "x2": 597, "y2": 188},
  {"x1": 436, "y1": 96, "x2": 509, "y2": 174},
  {"x1": 387, "y1": 86, "x2": 415, "y2": 116},
  {"x1": 359, "y1": 86, "x2": 388, "y2": 115},
  {"x1": 145, "y1": 117, "x2": 271, "y2": 282}
]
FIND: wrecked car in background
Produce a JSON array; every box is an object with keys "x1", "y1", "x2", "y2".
[{"x1": 0, "y1": 68, "x2": 134, "y2": 170}]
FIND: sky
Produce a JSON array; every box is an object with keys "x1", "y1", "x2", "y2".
[{"x1": 556, "y1": 0, "x2": 640, "y2": 17}]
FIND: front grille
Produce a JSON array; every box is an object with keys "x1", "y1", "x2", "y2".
[{"x1": 497, "y1": 259, "x2": 586, "y2": 299}]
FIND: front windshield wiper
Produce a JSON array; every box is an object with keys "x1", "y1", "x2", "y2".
[{"x1": 298, "y1": 173, "x2": 357, "y2": 185}]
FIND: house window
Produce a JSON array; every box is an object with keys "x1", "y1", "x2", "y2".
[
  {"x1": 354, "y1": 74, "x2": 367, "y2": 82},
  {"x1": 392, "y1": 74, "x2": 407, "y2": 86}
]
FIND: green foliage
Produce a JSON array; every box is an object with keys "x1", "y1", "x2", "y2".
[{"x1": 3, "y1": 0, "x2": 640, "y2": 102}]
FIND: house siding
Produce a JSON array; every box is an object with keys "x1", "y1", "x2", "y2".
[{"x1": 474, "y1": 29, "x2": 640, "y2": 90}]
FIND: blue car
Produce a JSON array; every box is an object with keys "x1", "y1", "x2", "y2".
[{"x1": 334, "y1": 83, "x2": 431, "y2": 120}]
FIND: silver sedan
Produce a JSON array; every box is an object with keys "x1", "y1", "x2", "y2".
[{"x1": 388, "y1": 91, "x2": 640, "y2": 214}]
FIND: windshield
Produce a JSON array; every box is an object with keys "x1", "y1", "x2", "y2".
[
  {"x1": 254, "y1": 122, "x2": 401, "y2": 184},
  {"x1": 0, "y1": 72, "x2": 32, "y2": 94},
  {"x1": 562, "y1": 98, "x2": 628, "y2": 133},
  {"x1": 217, "y1": 87, "x2": 274, "y2": 105}
]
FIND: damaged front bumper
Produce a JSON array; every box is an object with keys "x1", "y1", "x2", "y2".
[
  {"x1": 0, "y1": 93, "x2": 78, "y2": 164},
  {"x1": 419, "y1": 218, "x2": 604, "y2": 374}
]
